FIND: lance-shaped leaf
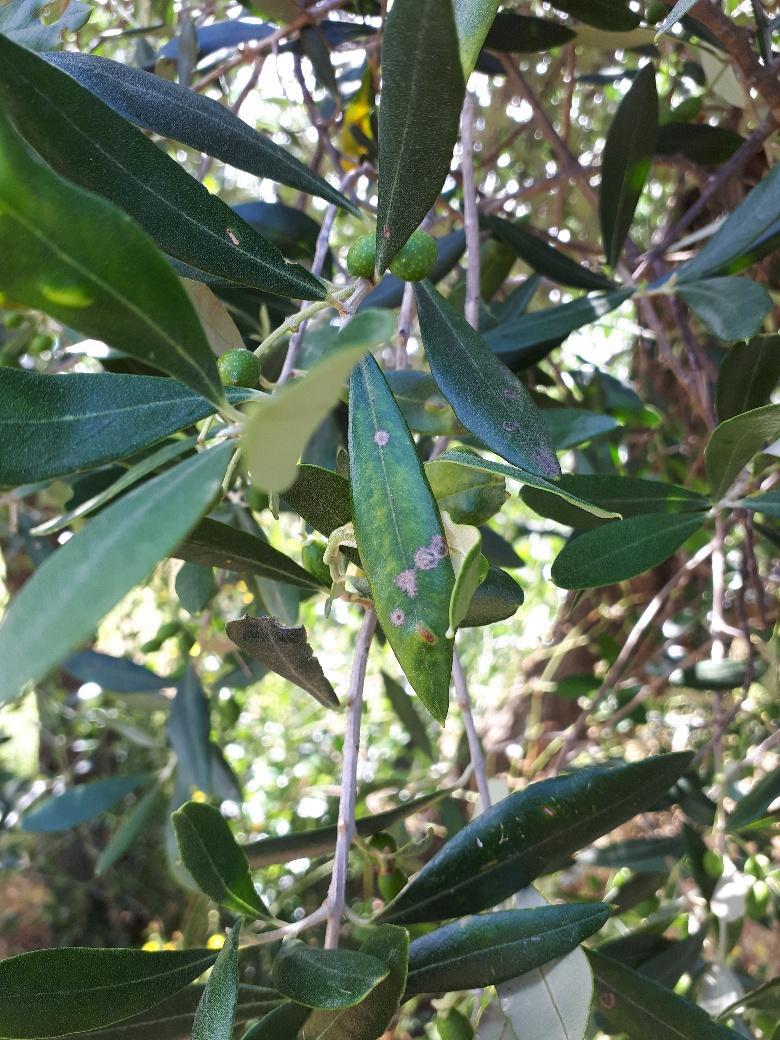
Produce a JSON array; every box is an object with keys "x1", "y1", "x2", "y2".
[
  {"x1": 656, "y1": 122, "x2": 744, "y2": 166},
  {"x1": 225, "y1": 615, "x2": 338, "y2": 709},
  {"x1": 45, "y1": 53, "x2": 355, "y2": 213},
  {"x1": 587, "y1": 949, "x2": 742, "y2": 1040},
  {"x1": 599, "y1": 63, "x2": 658, "y2": 268},
  {"x1": 244, "y1": 310, "x2": 395, "y2": 494},
  {"x1": 0, "y1": 370, "x2": 254, "y2": 487},
  {"x1": 272, "y1": 941, "x2": 389, "y2": 1010},
  {"x1": 543, "y1": 409, "x2": 619, "y2": 450},
  {"x1": 168, "y1": 670, "x2": 213, "y2": 795},
  {"x1": 705, "y1": 404, "x2": 780, "y2": 501},
  {"x1": 349, "y1": 354, "x2": 455, "y2": 724},
  {"x1": 96, "y1": 784, "x2": 165, "y2": 876},
  {"x1": 0, "y1": 111, "x2": 226, "y2": 407},
  {"x1": 677, "y1": 164, "x2": 780, "y2": 284},
  {"x1": 551, "y1": 513, "x2": 705, "y2": 589},
  {"x1": 173, "y1": 802, "x2": 269, "y2": 919},
  {"x1": 302, "y1": 925, "x2": 409, "y2": 1040},
  {"x1": 728, "y1": 767, "x2": 780, "y2": 833},
  {"x1": 405, "y1": 903, "x2": 609, "y2": 996},
  {"x1": 0, "y1": 35, "x2": 324, "y2": 300},
  {"x1": 378, "y1": 752, "x2": 692, "y2": 924},
  {"x1": 426, "y1": 459, "x2": 507, "y2": 526},
  {"x1": 415, "y1": 282, "x2": 559, "y2": 478},
  {"x1": 482, "y1": 12, "x2": 576, "y2": 53},
  {"x1": 671, "y1": 658, "x2": 767, "y2": 692},
  {"x1": 0, "y1": 443, "x2": 232, "y2": 706},
  {"x1": 22, "y1": 775, "x2": 148, "y2": 833},
  {"x1": 677, "y1": 277, "x2": 772, "y2": 341},
  {"x1": 62, "y1": 651, "x2": 169, "y2": 693},
  {"x1": 549, "y1": 0, "x2": 640, "y2": 31},
  {"x1": 453, "y1": 0, "x2": 500, "y2": 77},
  {"x1": 192, "y1": 922, "x2": 241, "y2": 1040},
  {"x1": 375, "y1": 0, "x2": 464, "y2": 272},
  {"x1": 156, "y1": 19, "x2": 275, "y2": 62},
  {"x1": 243, "y1": 1002, "x2": 311, "y2": 1040},
  {"x1": 243, "y1": 789, "x2": 447, "y2": 867},
  {"x1": 462, "y1": 568, "x2": 524, "y2": 628},
  {"x1": 716, "y1": 335, "x2": 780, "y2": 422},
  {"x1": 176, "y1": 519, "x2": 320, "y2": 590},
  {"x1": 437, "y1": 450, "x2": 619, "y2": 520},
  {"x1": 281, "y1": 465, "x2": 352, "y2": 537},
  {"x1": 0, "y1": 948, "x2": 219, "y2": 1039},
  {"x1": 0, "y1": 0, "x2": 89, "y2": 49},
  {"x1": 486, "y1": 216, "x2": 615, "y2": 292}
]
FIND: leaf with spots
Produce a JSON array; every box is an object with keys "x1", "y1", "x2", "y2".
[
  {"x1": 415, "y1": 281, "x2": 560, "y2": 479},
  {"x1": 349, "y1": 355, "x2": 455, "y2": 724}
]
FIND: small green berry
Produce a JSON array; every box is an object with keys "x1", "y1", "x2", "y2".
[
  {"x1": 377, "y1": 867, "x2": 407, "y2": 902},
  {"x1": 703, "y1": 850, "x2": 724, "y2": 879},
  {"x1": 436, "y1": 1009, "x2": 475, "y2": 1040},
  {"x1": 301, "y1": 540, "x2": 332, "y2": 587},
  {"x1": 347, "y1": 233, "x2": 377, "y2": 279},
  {"x1": 217, "y1": 348, "x2": 261, "y2": 388},
  {"x1": 389, "y1": 229, "x2": 437, "y2": 282}
]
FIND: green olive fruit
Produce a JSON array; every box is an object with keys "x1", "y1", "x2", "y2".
[
  {"x1": 703, "y1": 850, "x2": 724, "y2": 879},
  {"x1": 377, "y1": 867, "x2": 407, "y2": 902},
  {"x1": 217, "y1": 348, "x2": 261, "y2": 388},
  {"x1": 247, "y1": 486, "x2": 269, "y2": 513},
  {"x1": 389, "y1": 229, "x2": 437, "y2": 282},
  {"x1": 746, "y1": 879, "x2": 771, "y2": 920},
  {"x1": 301, "y1": 540, "x2": 332, "y2": 587},
  {"x1": 347, "y1": 233, "x2": 377, "y2": 279},
  {"x1": 436, "y1": 1009, "x2": 475, "y2": 1040}
]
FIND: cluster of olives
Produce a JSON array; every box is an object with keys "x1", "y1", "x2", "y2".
[{"x1": 347, "y1": 228, "x2": 437, "y2": 282}]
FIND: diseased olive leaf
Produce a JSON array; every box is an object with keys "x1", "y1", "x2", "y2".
[
  {"x1": 21, "y1": 775, "x2": 148, "y2": 833},
  {"x1": 44, "y1": 52, "x2": 356, "y2": 213},
  {"x1": 302, "y1": 925, "x2": 409, "y2": 1040},
  {"x1": 415, "y1": 281, "x2": 560, "y2": 478},
  {"x1": 0, "y1": 0, "x2": 89, "y2": 50},
  {"x1": 242, "y1": 1002, "x2": 311, "y2": 1040},
  {"x1": 0, "y1": 948, "x2": 219, "y2": 1039},
  {"x1": 243, "y1": 310, "x2": 395, "y2": 494},
  {"x1": 550, "y1": 513, "x2": 706, "y2": 589},
  {"x1": 192, "y1": 921, "x2": 241, "y2": 1040},
  {"x1": 173, "y1": 802, "x2": 269, "y2": 919},
  {"x1": 599, "y1": 63, "x2": 658, "y2": 268},
  {"x1": 225, "y1": 615, "x2": 339, "y2": 709},
  {"x1": 0, "y1": 110, "x2": 225, "y2": 408},
  {"x1": 453, "y1": 0, "x2": 500, "y2": 77},
  {"x1": 243, "y1": 789, "x2": 447, "y2": 867},
  {"x1": 176, "y1": 519, "x2": 320, "y2": 590},
  {"x1": 716, "y1": 335, "x2": 780, "y2": 422},
  {"x1": 272, "y1": 941, "x2": 389, "y2": 1010},
  {"x1": 375, "y1": 0, "x2": 465, "y2": 272},
  {"x1": 405, "y1": 903, "x2": 609, "y2": 996},
  {"x1": 677, "y1": 277, "x2": 772, "y2": 341},
  {"x1": 705, "y1": 404, "x2": 780, "y2": 501},
  {"x1": 0, "y1": 35, "x2": 324, "y2": 300},
  {"x1": 379, "y1": 752, "x2": 692, "y2": 923},
  {"x1": 486, "y1": 216, "x2": 615, "y2": 292},
  {"x1": 0, "y1": 370, "x2": 254, "y2": 487},
  {"x1": 587, "y1": 949, "x2": 742, "y2": 1040},
  {"x1": 0, "y1": 443, "x2": 232, "y2": 706},
  {"x1": 349, "y1": 354, "x2": 455, "y2": 724}
]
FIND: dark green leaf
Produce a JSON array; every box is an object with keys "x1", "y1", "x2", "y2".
[
  {"x1": 0, "y1": 0, "x2": 89, "y2": 50},
  {"x1": 479, "y1": 527, "x2": 523, "y2": 569},
  {"x1": 671, "y1": 658, "x2": 767, "y2": 691},
  {"x1": 415, "y1": 281, "x2": 560, "y2": 478},
  {"x1": 737, "y1": 491, "x2": 780, "y2": 518},
  {"x1": 21, "y1": 775, "x2": 147, "y2": 833},
  {"x1": 382, "y1": 672, "x2": 434, "y2": 760},
  {"x1": 587, "y1": 948, "x2": 742, "y2": 1040},
  {"x1": 176, "y1": 562, "x2": 216, "y2": 615},
  {"x1": 387, "y1": 371, "x2": 463, "y2": 437},
  {"x1": 0, "y1": 948, "x2": 219, "y2": 1039},
  {"x1": 96, "y1": 784, "x2": 165, "y2": 876},
  {"x1": 520, "y1": 473, "x2": 710, "y2": 529},
  {"x1": 282, "y1": 465, "x2": 352, "y2": 537},
  {"x1": 486, "y1": 216, "x2": 615, "y2": 291},
  {"x1": 551, "y1": 513, "x2": 705, "y2": 589},
  {"x1": 349, "y1": 355, "x2": 454, "y2": 724},
  {"x1": 426, "y1": 459, "x2": 507, "y2": 526},
  {"x1": 656, "y1": 122, "x2": 744, "y2": 166},
  {"x1": 0, "y1": 110, "x2": 226, "y2": 406},
  {"x1": 483, "y1": 12, "x2": 576, "y2": 53},
  {"x1": 234, "y1": 202, "x2": 321, "y2": 260},
  {"x1": 542, "y1": 409, "x2": 619, "y2": 450},
  {"x1": 549, "y1": 0, "x2": 640, "y2": 31},
  {"x1": 677, "y1": 164, "x2": 780, "y2": 284},
  {"x1": 717, "y1": 335, "x2": 780, "y2": 421},
  {"x1": 405, "y1": 903, "x2": 609, "y2": 995},
  {"x1": 244, "y1": 789, "x2": 447, "y2": 868},
  {"x1": 705, "y1": 404, "x2": 780, "y2": 500},
  {"x1": 173, "y1": 802, "x2": 269, "y2": 919},
  {"x1": 302, "y1": 925, "x2": 409, "y2": 1039},
  {"x1": 157, "y1": 20, "x2": 276, "y2": 61},
  {"x1": 375, "y1": 0, "x2": 464, "y2": 272},
  {"x1": 0, "y1": 36, "x2": 324, "y2": 300},
  {"x1": 192, "y1": 922, "x2": 241, "y2": 1040},
  {"x1": 678, "y1": 277, "x2": 772, "y2": 341},
  {"x1": 176, "y1": 519, "x2": 321, "y2": 590},
  {"x1": 168, "y1": 670, "x2": 213, "y2": 795},
  {"x1": 0, "y1": 370, "x2": 253, "y2": 487},
  {"x1": 728, "y1": 767, "x2": 780, "y2": 832},
  {"x1": 272, "y1": 941, "x2": 388, "y2": 1010},
  {"x1": 225, "y1": 615, "x2": 338, "y2": 709},
  {"x1": 46, "y1": 53, "x2": 354, "y2": 214},
  {"x1": 599, "y1": 63, "x2": 658, "y2": 267},
  {"x1": 0, "y1": 444, "x2": 232, "y2": 706},
  {"x1": 62, "y1": 650, "x2": 168, "y2": 693},
  {"x1": 379, "y1": 752, "x2": 692, "y2": 924},
  {"x1": 461, "y1": 567, "x2": 524, "y2": 628},
  {"x1": 578, "y1": 835, "x2": 683, "y2": 873},
  {"x1": 453, "y1": 0, "x2": 499, "y2": 76},
  {"x1": 242, "y1": 1002, "x2": 310, "y2": 1040}
]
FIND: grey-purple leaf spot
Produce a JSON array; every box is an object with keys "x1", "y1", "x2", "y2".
[
  {"x1": 414, "y1": 546, "x2": 439, "y2": 570},
  {"x1": 390, "y1": 607, "x2": 406, "y2": 627},
  {"x1": 395, "y1": 569, "x2": 418, "y2": 598},
  {"x1": 503, "y1": 420, "x2": 520, "y2": 433},
  {"x1": 374, "y1": 429, "x2": 390, "y2": 447}
]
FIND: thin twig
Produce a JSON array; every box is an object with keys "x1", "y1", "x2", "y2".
[
  {"x1": 395, "y1": 281, "x2": 415, "y2": 371},
  {"x1": 453, "y1": 651, "x2": 491, "y2": 813},
  {"x1": 324, "y1": 608, "x2": 377, "y2": 948},
  {"x1": 461, "y1": 92, "x2": 482, "y2": 332}
]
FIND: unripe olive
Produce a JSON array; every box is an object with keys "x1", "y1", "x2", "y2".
[
  {"x1": 436, "y1": 1008, "x2": 475, "y2": 1040},
  {"x1": 347, "y1": 233, "x2": 377, "y2": 279},
  {"x1": 389, "y1": 229, "x2": 437, "y2": 282},
  {"x1": 217, "y1": 348, "x2": 261, "y2": 388},
  {"x1": 247, "y1": 486, "x2": 269, "y2": 513},
  {"x1": 377, "y1": 867, "x2": 407, "y2": 902},
  {"x1": 301, "y1": 540, "x2": 332, "y2": 587},
  {"x1": 746, "y1": 879, "x2": 771, "y2": 920},
  {"x1": 703, "y1": 850, "x2": 724, "y2": 879}
]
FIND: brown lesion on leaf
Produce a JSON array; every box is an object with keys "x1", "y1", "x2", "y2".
[
  {"x1": 226, "y1": 228, "x2": 241, "y2": 246},
  {"x1": 598, "y1": 989, "x2": 616, "y2": 1010}
]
